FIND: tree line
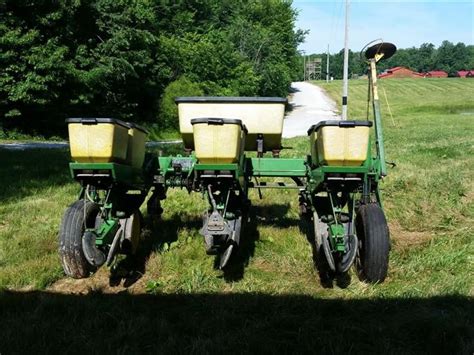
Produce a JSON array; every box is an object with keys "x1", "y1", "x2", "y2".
[
  {"x1": 0, "y1": 0, "x2": 304, "y2": 136},
  {"x1": 302, "y1": 41, "x2": 474, "y2": 80}
]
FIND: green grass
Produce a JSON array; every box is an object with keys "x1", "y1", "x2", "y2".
[
  {"x1": 318, "y1": 78, "x2": 474, "y2": 234},
  {"x1": 0, "y1": 149, "x2": 77, "y2": 288},
  {"x1": 1, "y1": 78, "x2": 473, "y2": 353},
  {"x1": 0, "y1": 131, "x2": 65, "y2": 143}
]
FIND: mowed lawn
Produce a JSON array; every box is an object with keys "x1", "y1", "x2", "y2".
[{"x1": 1, "y1": 78, "x2": 473, "y2": 353}]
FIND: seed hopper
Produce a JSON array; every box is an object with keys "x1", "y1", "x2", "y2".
[{"x1": 59, "y1": 42, "x2": 395, "y2": 284}]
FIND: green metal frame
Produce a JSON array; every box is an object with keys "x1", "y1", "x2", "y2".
[
  {"x1": 69, "y1": 162, "x2": 148, "y2": 188},
  {"x1": 247, "y1": 158, "x2": 307, "y2": 177},
  {"x1": 369, "y1": 58, "x2": 387, "y2": 177},
  {"x1": 64, "y1": 53, "x2": 389, "y2": 276},
  {"x1": 90, "y1": 218, "x2": 119, "y2": 246}
]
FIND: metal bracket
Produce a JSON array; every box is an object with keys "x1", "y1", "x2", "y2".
[
  {"x1": 257, "y1": 134, "x2": 264, "y2": 158},
  {"x1": 329, "y1": 224, "x2": 346, "y2": 252},
  {"x1": 202, "y1": 211, "x2": 232, "y2": 255}
]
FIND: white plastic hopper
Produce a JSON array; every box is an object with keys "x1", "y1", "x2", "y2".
[{"x1": 175, "y1": 97, "x2": 287, "y2": 151}]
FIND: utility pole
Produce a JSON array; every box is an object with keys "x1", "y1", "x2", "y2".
[
  {"x1": 302, "y1": 51, "x2": 306, "y2": 81},
  {"x1": 307, "y1": 54, "x2": 310, "y2": 80},
  {"x1": 341, "y1": 0, "x2": 350, "y2": 120},
  {"x1": 326, "y1": 44, "x2": 330, "y2": 83}
]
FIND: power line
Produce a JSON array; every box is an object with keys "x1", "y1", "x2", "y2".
[{"x1": 326, "y1": 44, "x2": 330, "y2": 82}]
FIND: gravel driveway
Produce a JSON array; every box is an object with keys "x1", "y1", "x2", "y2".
[{"x1": 283, "y1": 81, "x2": 340, "y2": 138}]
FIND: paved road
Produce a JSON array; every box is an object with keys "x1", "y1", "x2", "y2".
[{"x1": 283, "y1": 81, "x2": 340, "y2": 138}]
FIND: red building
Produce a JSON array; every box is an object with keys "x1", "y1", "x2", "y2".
[
  {"x1": 457, "y1": 70, "x2": 474, "y2": 78},
  {"x1": 424, "y1": 70, "x2": 448, "y2": 78},
  {"x1": 378, "y1": 66, "x2": 424, "y2": 79}
]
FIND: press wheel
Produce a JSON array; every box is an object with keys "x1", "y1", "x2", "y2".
[
  {"x1": 59, "y1": 200, "x2": 100, "y2": 279},
  {"x1": 355, "y1": 204, "x2": 390, "y2": 283}
]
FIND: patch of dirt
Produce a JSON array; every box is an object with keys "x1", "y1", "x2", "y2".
[
  {"x1": 389, "y1": 221, "x2": 433, "y2": 250},
  {"x1": 460, "y1": 188, "x2": 474, "y2": 205},
  {"x1": 47, "y1": 268, "x2": 149, "y2": 295}
]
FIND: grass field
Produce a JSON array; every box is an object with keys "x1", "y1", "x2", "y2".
[{"x1": 1, "y1": 78, "x2": 473, "y2": 353}]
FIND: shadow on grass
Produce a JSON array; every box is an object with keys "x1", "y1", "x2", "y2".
[
  {"x1": 0, "y1": 148, "x2": 72, "y2": 201},
  {"x1": 1, "y1": 291, "x2": 472, "y2": 354},
  {"x1": 0, "y1": 144, "x2": 185, "y2": 203},
  {"x1": 111, "y1": 211, "x2": 260, "y2": 285},
  {"x1": 109, "y1": 212, "x2": 203, "y2": 287},
  {"x1": 220, "y1": 207, "x2": 260, "y2": 282},
  {"x1": 253, "y1": 203, "x2": 299, "y2": 228},
  {"x1": 222, "y1": 203, "x2": 307, "y2": 281},
  {"x1": 298, "y1": 210, "x2": 351, "y2": 290},
  {"x1": 110, "y1": 204, "x2": 296, "y2": 285}
]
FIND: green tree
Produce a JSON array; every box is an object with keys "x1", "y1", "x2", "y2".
[
  {"x1": 306, "y1": 41, "x2": 472, "y2": 80},
  {"x1": 434, "y1": 40, "x2": 455, "y2": 74},
  {"x1": 416, "y1": 43, "x2": 435, "y2": 72},
  {"x1": 0, "y1": 0, "x2": 305, "y2": 136},
  {"x1": 159, "y1": 76, "x2": 203, "y2": 130}
]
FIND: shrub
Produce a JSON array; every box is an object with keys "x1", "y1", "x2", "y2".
[{"x1": 158, "y1": 77, "x2": 203, "y2": 130}]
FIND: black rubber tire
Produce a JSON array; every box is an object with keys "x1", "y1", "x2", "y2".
[
  {"x1": 355, "y1": 203, "x2": 390, "y2": 283},
  {"x1": 59, "y1": 200, "x2": 100, "y2": 279}
]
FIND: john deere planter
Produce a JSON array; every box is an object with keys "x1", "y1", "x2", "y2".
[{"x1": 59, "y1": 42, "x2": 395, "y2": 284}]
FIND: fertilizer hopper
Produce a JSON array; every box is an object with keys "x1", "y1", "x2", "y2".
[{"x1": 175, "y1": 97, "x2": 287, "y2": 155}]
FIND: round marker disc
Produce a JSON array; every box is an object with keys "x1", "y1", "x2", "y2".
[{"x1": 365, "y1": 42, "x2": 397, "y2": 61}]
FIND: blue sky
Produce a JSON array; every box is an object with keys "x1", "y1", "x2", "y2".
[{"x1": 293, "y1": 0, "x2": 474, "y2": 54}]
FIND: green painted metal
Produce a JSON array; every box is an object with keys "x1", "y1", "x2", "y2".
[
  {"x1": 195, "y1": 163, "x2": 242, "y2": 180},
  {"x1": 313, "y1": 164, "x2": 370, "y2": 174},
  {"x1": 369, "y1": 58, "x2": 387, "y2": 177},
  {"x1": 69, "y1": 162, "x2": 145, "y2": 186},
  {"x1": 158, "y1": 156, "x2": 173, "y2": 172},
  {"x1": 158, "y1": 156, "x2": 196, "y2": 173},
  {"x1": 158, "y1": 156, "x2": 196, "y2": 189},
  {"x1": 373, "y1": 100, "x2": 386, "y2": 176},
  {"x1": 89, "y1": 218, "x2": 119, "y2": 246},
  {"x1": 248, "y1": 158, "x2": 307, "y2": 177},
  {"x1": 194, "y1": 163, "x2": 239, "y2": 171},
  {"x1": 329, "y1": 224, "x2": 346, "y2": 252}
]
